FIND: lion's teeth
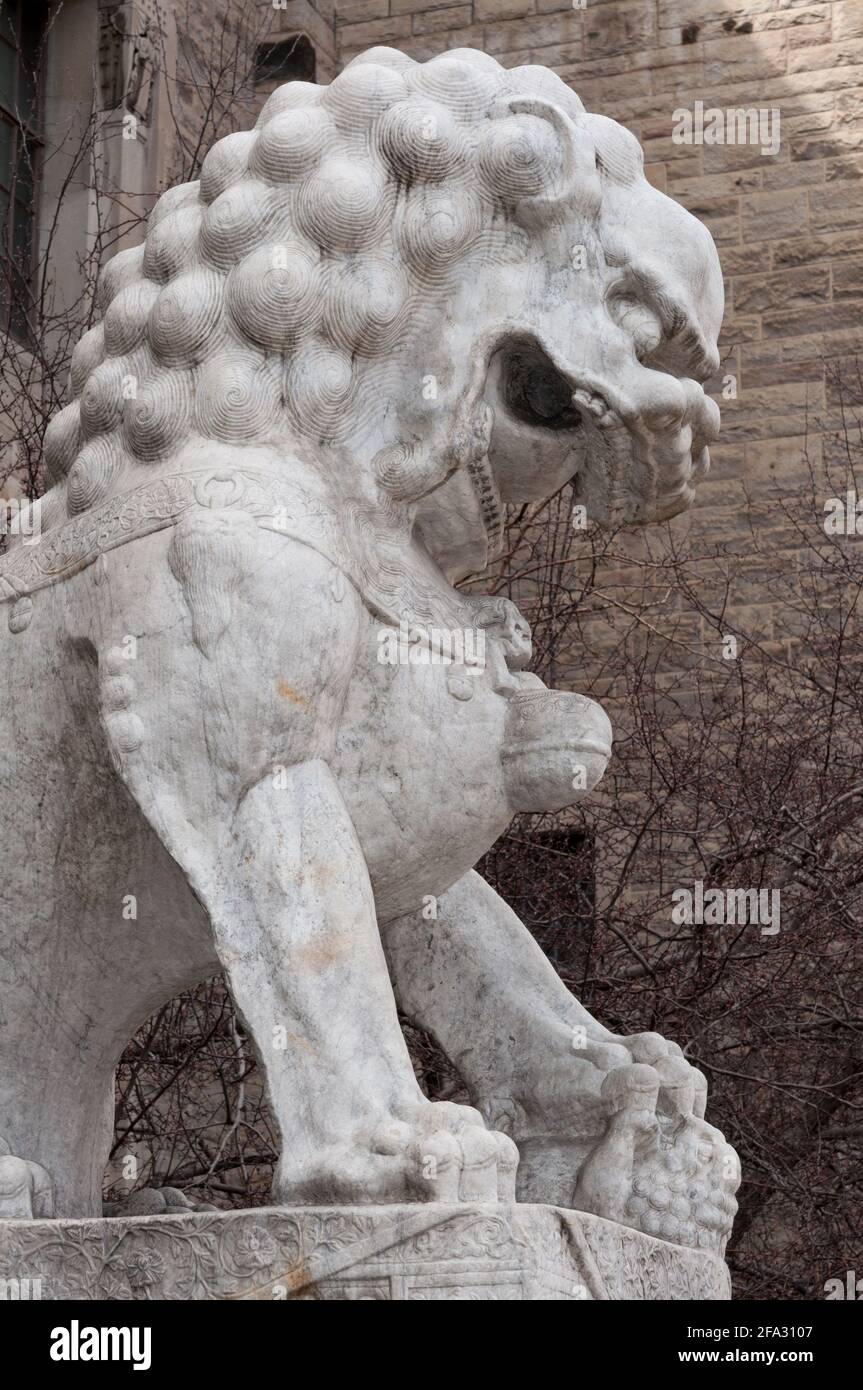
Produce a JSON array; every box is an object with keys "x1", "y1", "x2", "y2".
[{"x1": 572, "y1": 384, "x2": 618, "y2": 427}]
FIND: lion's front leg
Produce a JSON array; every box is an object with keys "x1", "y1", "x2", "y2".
[
  {"x1": 210, "y1": 760, "x2": 516, "y2": 1204},
  {"x1": 97, "y1": 521, "x2": 515, "y2": 1207},
  {"x1": 382, "y1": 868, "x2": 737, "y2": 1243}
]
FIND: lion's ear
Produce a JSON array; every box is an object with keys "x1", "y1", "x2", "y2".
[{"x1": 479, "y1": 95, "x2": 601, "y2": 220}]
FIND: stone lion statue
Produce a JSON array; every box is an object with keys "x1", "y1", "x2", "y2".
[{"x1": 0, "y1": 45, "x2": 738, "y2": 1255}]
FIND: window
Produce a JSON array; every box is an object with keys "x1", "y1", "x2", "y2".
[
  {"x1": 253, "y1": 34, "x2": 316, "y2": 92},
  {"x1": 0, "y1": 1, "x2": 45, "y2": 339}
]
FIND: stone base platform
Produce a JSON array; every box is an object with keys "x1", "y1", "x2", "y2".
[{"x1": 0, "y1": 1204, "x2": 731, "y2": 1300}]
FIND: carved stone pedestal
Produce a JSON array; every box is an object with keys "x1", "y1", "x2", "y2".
[{"x1": 0, "y1": 1205, "x2": 731, "y2": 1300}]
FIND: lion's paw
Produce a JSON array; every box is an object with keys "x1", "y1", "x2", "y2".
[
  {"x1": 373, "y1": 1100, "x2": 518, "y2": 1203},
  {"x1": 0, "y1": 1135, "x2": 54, "y2": 1219},
  {"x1": 103, "y1": 1186, "x2": 219, "y2": 1217},
  {"x1": 276, "y1": 1101, "x2": 518, "y2": 1206},
  {"x1": 609, "y1": 1032, "x2": 707, "y2": 1118}
]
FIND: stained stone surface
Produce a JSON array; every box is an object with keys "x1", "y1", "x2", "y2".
[
  {"x1": 0, "y1": 44, "x2": 739, "y2": 1297},
  {"x1": 0, "y1": 1205, "x2": 731, "y2": 1301}
]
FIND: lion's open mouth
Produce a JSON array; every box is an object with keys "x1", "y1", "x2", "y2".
[
  {"x1": 486, "y1": 333, "x2": 719, "y2": 533},
  {"x1": 418, "y1": 336, "x2": 720, "y2": 581},
  {"x1": 569, "y1": 373, "x2": 719, "y2": 526}
]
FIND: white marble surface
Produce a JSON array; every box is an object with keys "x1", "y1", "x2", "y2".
[{"x1": 0, "y1": 45, "x2": 737, "y2": 1277}]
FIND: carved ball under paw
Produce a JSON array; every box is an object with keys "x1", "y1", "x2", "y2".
[
  {"x1": 623, "y1": 1116, "x2": 740, "y2": 1253},
  {"x1": 571, "y1": 1064, "x2": 740, "y2": 1255}
]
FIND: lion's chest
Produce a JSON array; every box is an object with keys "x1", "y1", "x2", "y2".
[{"x1": 335, "y1": 620, "x2": 513, "y2": 922}]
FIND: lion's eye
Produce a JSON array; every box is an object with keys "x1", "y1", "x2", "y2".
[
  {"x1": 500, "y1": 341, "x2": 583, "y2": 432},
  {"x1": 609, "y1": 296, "x2": 664, "y2": 359}
]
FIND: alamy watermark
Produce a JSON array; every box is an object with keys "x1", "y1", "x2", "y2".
[
  {"x1": 1, "y1": 496, "x2": 40, "y2": 545},
  {"x1": 50, "y1": 1320, "x2": 151, "y2": 1370},
  {"x1": 0, "y1": 1276, "x2": 42, "y2": 1299},
  {"x1": 672, "y1": 879, "x2": 780, "y2": 936},
  {"x1": 824, "y1": 491, "x2": 863, "y2": 535},
  {"x1": 672, "y1": 101, "x2": 780, "y2": 157},
  {"x1": 824, "y1": 1270, "x2": 863, "y2": 1299},
  {"x1": 377, "y1": 620, "x2": 485, "y2": 672}
]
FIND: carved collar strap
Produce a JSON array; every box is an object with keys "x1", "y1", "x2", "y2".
[{"x1": 0, "y1": 466, "x2": 480, "y2": 633}]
